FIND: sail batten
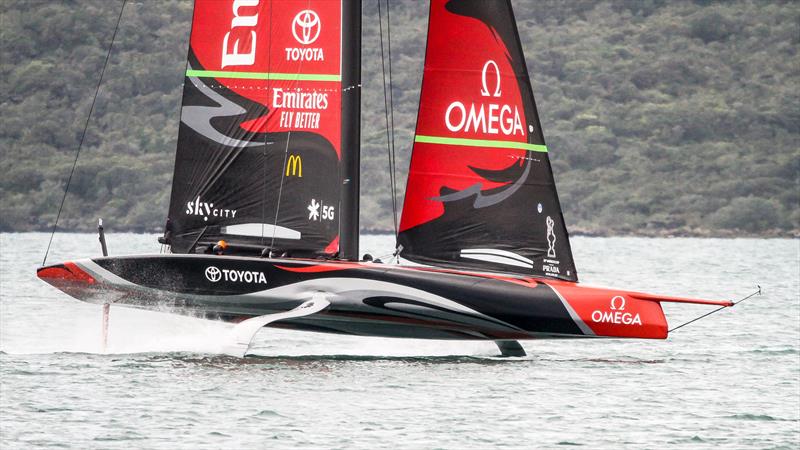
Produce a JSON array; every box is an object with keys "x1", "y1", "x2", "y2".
[
  {"x1": 398, "y1": 0, "x2": 578, "y2": 281},
  {"x1": 186, "y1": 70, "x2": 342, "y2": 81},
  {"x1": 414, "y1": 135, "x2": 548, "y2": 152}
]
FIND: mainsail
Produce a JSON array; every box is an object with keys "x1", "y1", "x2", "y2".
[
  {"x1": 166, "y1": 0, "x2": 360, "y2": 258},
  {"x1": 398, "y1": 0, "x2": 577, "y2": 281}
]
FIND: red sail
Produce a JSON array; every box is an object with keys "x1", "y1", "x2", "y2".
[
  {"x1": 166, "y1": 0, "x2": 359, "y2": 258},
  {"x1": 398, "y1": 0, "x2": 577, "y2": 281}
]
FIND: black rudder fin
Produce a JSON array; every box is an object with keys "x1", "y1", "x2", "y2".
[{"x1": 495, "y1": 340, "x2": 526, "y2": 357}]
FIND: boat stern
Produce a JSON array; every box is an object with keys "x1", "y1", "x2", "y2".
[
  {"x1": 553, "y1": 281, "x2": 669, "y2": 339},
  {"x1": 546, "y1": 280, "x2": 733, "y2": 339}
]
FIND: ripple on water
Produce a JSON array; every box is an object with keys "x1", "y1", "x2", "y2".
[
  {"x1": 725, "y1": 413, "x2": 787, "y2": 422},
  {"x1": 252, "y1": 409, "x2": 287, "y2": 419}
]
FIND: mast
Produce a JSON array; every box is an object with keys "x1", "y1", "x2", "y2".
[{"x1": 339, "y1": 0, "x2": 361, "y2": 260}]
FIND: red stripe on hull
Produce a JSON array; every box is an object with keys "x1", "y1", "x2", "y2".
[{"x1": 275, "y1": 262, "x2": 364, "y2": 273}]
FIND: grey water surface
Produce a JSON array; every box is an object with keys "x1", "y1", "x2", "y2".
[{"x1": 1, "y1": 233, "x2": 798, "y2": 449}]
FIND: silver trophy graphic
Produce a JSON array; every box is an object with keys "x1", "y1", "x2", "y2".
[{"x1": 546, "y1": 216, "x2": 556, "y2": 258}]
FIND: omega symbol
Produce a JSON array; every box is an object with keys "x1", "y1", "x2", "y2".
[
  {"x1": 610, "y1": 295, "x2": 626, "y2": 311},
  {"x1": 480, "y1": 60, "x2": 502, "y2": 97}
]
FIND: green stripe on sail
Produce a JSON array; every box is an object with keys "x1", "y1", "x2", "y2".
[
  {"x1": 414, "y1": 135, "x2": 548, "y2": 153},
  {"x1": 186, "y1": 69, "x2": 341, "y2": 82}
]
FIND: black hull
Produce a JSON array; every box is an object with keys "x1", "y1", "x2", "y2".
[
  {"x1": 39, "y1": 254, "x2": 729, "y2": 343},
  {"x1": 38, "y1": 255, "x2": 590, "y2": 341}
]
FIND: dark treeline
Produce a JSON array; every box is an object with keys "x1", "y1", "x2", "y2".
[{"x1": 1, "y1": 0, "x2": 798, "y2": 236}]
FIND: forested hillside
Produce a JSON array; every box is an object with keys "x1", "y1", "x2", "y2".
[{"x1": 1, "y1": 0, "x2": 798, "y2": 236}]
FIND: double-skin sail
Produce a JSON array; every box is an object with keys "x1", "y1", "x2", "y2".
[
  {"x1": 166, "y1": 0, "x2": 360, "y2": 258},
  {"x1": 398, "y1": 0, "x2": 577, "y2": 281}
]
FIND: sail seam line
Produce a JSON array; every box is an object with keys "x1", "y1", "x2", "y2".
[
  {"x1": 414, "y1": 135, "x2": 548, "y2": 152},
  {"x1": 186, "y1": 69, "x2": 340, "y2": 82}
]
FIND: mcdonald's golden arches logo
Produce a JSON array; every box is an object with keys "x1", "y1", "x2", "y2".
[{"x1": 286, "y1": 154, "x2": 302, "y2": 177}]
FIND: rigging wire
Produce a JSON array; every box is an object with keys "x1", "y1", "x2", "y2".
[
  {"x1": 378, "y1": 0, "x2": 399, "y2": 237},
  {"x1": 385, "y1": 0, "x2": 399, "y2": 235},
  {"x1": 668, "y1": 285, "x2": 762, "y2": 333},
  {"x1": 42, "y1": 0, "x2": 127, "y2": 267},
  {"x1": 261, "y1": 2, "x2": 275, "y2": 246},
  {"x1": 270, "y1": 0, "x2": 313, "y2": 253},
  {"x1": 270, "y1": 132, "x2": 292, "y2": 253}
]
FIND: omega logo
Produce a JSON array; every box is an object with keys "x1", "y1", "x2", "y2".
[
  {"x1": 591, "y1": 295, "x2": 642, "y2": 326},
  {"x1": 443, "y1": 59, "x2": 524, "y2": 136}
]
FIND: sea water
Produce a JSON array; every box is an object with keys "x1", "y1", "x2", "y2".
[{"x1": 1, "y1": 233, "x2": 798, "y2": 449}]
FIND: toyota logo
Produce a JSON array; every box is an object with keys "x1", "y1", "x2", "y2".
[
  {"x1": 205, "y1": 266, "x2": 222, "y2": 282},
  {"x1": 292, "y1": 10, "x2": 321, "y2": 45}
]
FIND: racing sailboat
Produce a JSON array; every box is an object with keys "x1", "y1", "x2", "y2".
[{"x1": 38, "y1": 0, "x2": 734, "y2": 357}]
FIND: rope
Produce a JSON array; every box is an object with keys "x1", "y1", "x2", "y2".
[
  {"x1": 386, "y1": 0, "x2": 399, "y2": 233},
  {"x1": 270, "y1": 131, "x2": 292, "y2": 252},
  {"x1": 669, "y1": 285, "x2": 762, "y2": 333},
  {"x1": 42, "y1": 0, "x2": 127, "y2": 266},
  {"x1": 269, "y1": 0, "x2": 313, "y2": 252},
  {"x1": 261, "y1": 3, "x2": 274, "y2": 244},
  {"x1": 378, "y1": 0, "x2": 399, "y2": 236}
]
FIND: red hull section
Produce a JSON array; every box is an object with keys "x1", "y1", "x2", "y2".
[{"x1": 545, "y1": 280, "x2": 669, "y2": 339}]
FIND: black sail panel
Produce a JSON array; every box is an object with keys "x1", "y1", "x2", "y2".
[
  {"x1": 397, "y1": 0, "x2": 577, "y2": 281},
  {"x1": 166, "y1": 0, "x2": 355, "y2": 257}
]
